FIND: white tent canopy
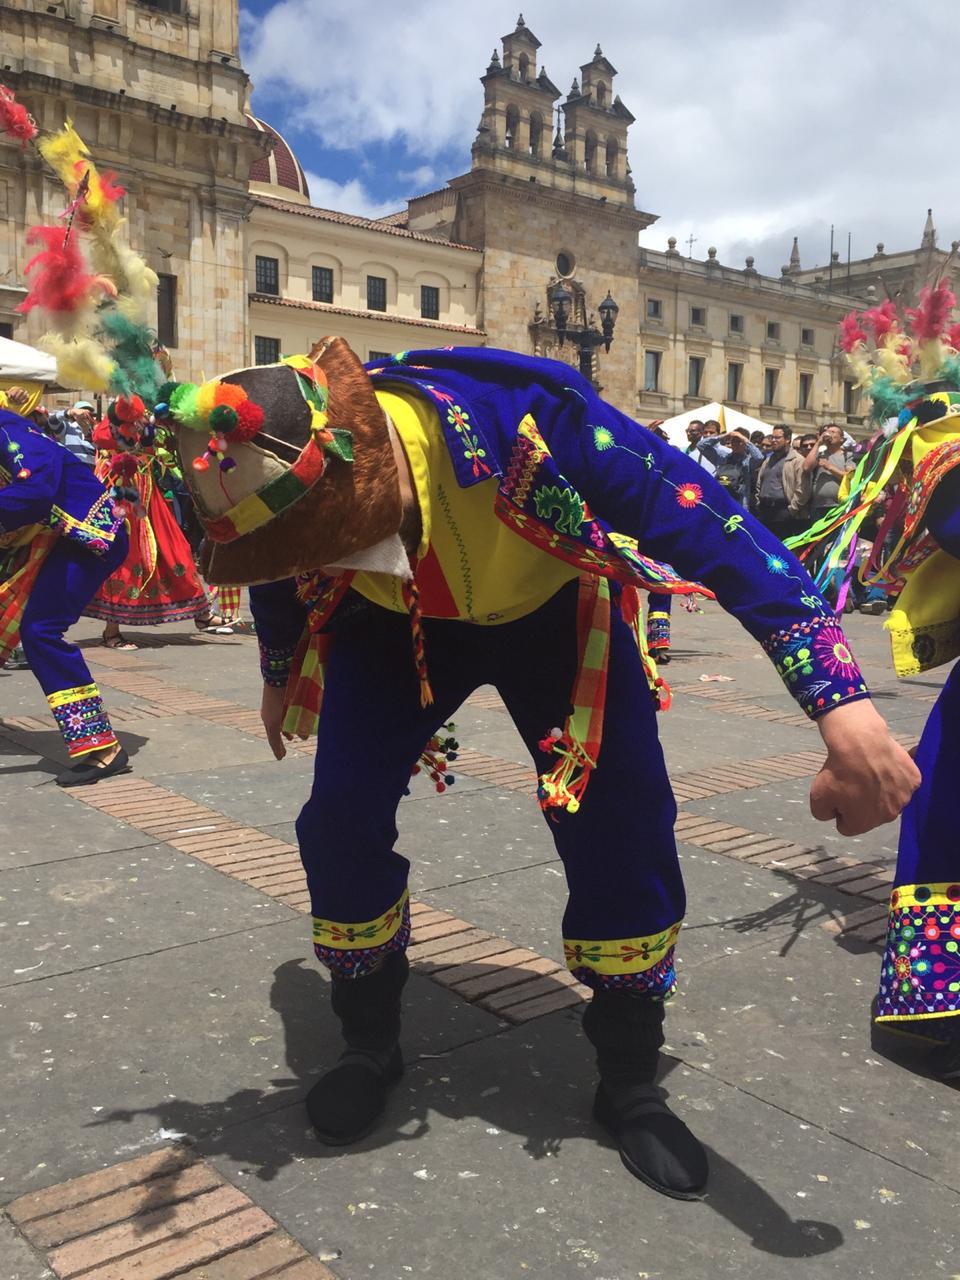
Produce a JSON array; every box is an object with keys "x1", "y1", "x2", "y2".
[
  {"x1": 0, "y1": 335, "x2": 57, "y2": 383},
  {"x1": 655, "y1": 402, "x2": 774, "y2": 450}
]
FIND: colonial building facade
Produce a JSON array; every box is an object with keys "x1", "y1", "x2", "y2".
[{"x1": 0, "y1": 3, "x2": 951, "y2": 431}]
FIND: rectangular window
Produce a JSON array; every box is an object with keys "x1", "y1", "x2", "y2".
[
  {"x1": 687, "y1": 355, "x2": 705, "y2": 397},
  {"x1": 727, "y1": 362, "x2": 743, "y2": 401},
  {"x1": 843, "y1": 380, "x2": 859, "y2": 415},
  {"x1": 798, "y1": 372, "x2": 813, "y2": 409},
  {"x1": 255, "y1": 255, "x2": 279, "y2": 296},
  {"x1": 369, "y1": 351, "x2": 393, "y2": 361},
  {"x1": 254, "y1": 336, "x2": 280, "y2": 366},
  {"x1": 138, "y1": 0, "x2": 184, "y2": 13},
  {"x1": 646, "y1": 297, "x2": 663, "y2": 320},
  {"x1": 312, "y1": 266, "x2": 333, "y2": 304},
  {"x1": 801, "y1": 326, "x2": 815, "y2": 347},
  {"x1": 420, "y1": 284, "x2": 440, "y2": 320},
  {"x1": 0, "y1": 321, "x2": 12, "y2": 340},
  {"x1": 690, "y1": 305, "x2": 706, "y2": 328},
  {"x1": 156, "y1": 273, "x2": 177, "y2": 348},
  {"x1": 766, "y1": 320, "x2": 781, "y2": 342},
  {"x1": 643, "y1": 350, "x2": 662, "y2": 392},
  {"x1": 729, "y1": 313, "x2": 744, "y2": 334},
  {"x1": 763, "y1": 367, "x2": 779, "y2": 406},
  {"x1": 366, "y1": 275, "x2": 387, "y2": 312}
]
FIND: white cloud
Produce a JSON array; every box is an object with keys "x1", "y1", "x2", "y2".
[
  {"x1": 302, "y1": 171, "x2": 404, "y2": 220},
  {"x1": 244, "y1": 0, "x2": 960, "y2": 272}
]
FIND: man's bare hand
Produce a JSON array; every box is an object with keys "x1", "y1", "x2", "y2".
[
  {"x1": 260, "y1": 682, "x2": 290, "y2": 760},
  {"x1": 5, "y1": 386, "x2": 29, "y2": 407},
  {"x1": 811, "y1": 699, "x2": 920, "y2": 835}
]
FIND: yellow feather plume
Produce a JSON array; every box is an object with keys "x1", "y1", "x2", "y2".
[{"x1": 39, "y1": 332, "x2": 115, "y2": 392}]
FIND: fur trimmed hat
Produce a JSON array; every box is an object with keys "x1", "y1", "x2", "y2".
[{"x1": 164, "y1": 337, "x2": 401, "y2": 585}]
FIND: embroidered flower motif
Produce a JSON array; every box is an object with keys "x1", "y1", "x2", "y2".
[
  {"x1": 593, "y1": 425, "x2": 616, "y2": 451},
  {"x1": 766, "y1": 553, "x2": 789, "y2": 575},
  {"x1": 446, "y1": 404, "x2": 491, "y2": 477},
  {"x1": 813, "y1": 624, "x2": 858, "y2": 678},
  {"x1": 676, "y1": 482, "x2": 703, "y2": 509}
]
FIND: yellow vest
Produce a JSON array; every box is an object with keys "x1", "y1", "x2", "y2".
[{"x1": 353, "y1": 388, "x2": 578, "y2": 623}]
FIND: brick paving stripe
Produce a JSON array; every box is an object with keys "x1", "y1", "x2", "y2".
[{"x1": 7, "y1": 1147, "x2": 338, "y2": 1280}]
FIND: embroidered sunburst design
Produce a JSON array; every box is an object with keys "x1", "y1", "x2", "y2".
[
  {"x1": 676, "y1": 482, "x2": 703, "y2": 509},
  {"x1": 593, "y1": 425, "x2": 616, "y2": 451},
  {"x1": 766, "y1": 553, "x2": 789, "y2": 575}
]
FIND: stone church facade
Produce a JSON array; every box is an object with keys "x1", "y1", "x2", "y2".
[{"x1": 0, "y1": 2, "x2": 953, "y2": 429}]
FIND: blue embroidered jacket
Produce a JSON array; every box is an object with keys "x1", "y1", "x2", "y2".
[
  {"x1": 251, "y1": 348, "x2": 870, "y2": 719},
  {"x1": 0, "y1": 410, "x2": 118, "y2": 553}
]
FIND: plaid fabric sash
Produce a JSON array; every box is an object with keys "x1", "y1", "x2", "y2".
[
  {"x1": 281, "y1": 572, "x2": 356, "y2": 738},
  {"x1": 0, "y1": 528, "x2": 58, "y2": 664}
]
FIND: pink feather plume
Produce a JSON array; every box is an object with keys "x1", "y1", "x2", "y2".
[
  {"x1": 946, "y1": 323, "x2": 960, "y2": 352},
  {"x1": 861, "y1": 299, "x2": 900, "y2": 345},
  {"x1": 839, "y1": 311, "x2": 867, "y2": 353},
  {"x1": 906, "y1": 282, "x2": 957, "y2": 343},
  {"x1": 0, "y1": 85, "x2": 38, "y2": 148},
  {"x1": 17, "y1": 225, "x2": 115, "y2": 315}
]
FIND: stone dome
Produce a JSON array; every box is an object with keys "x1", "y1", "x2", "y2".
[{"x1": 247, "y1": 115, "x2": 311, "y2": 205}]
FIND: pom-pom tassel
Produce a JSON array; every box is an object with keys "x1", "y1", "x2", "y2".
[{"x1": 536, "y1": 729, "x2": 596, "y2": 817}]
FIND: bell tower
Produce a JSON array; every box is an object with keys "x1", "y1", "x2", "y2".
[{"x1": 405, "y1": 16, "x2": 655, "y2": 413}]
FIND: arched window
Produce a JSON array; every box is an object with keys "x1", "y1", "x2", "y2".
[
  {"x1": 605, "y1": 136, "x2": 619, "y2": 179},
  {"x1": 518, "y1": 53, "x2": 530, "y2": 82},
  {"x1": 529, "y1": 111, "x2": 543, "y2": 158},
  {"x1": 505, "y1": 105, "x2": 520, "y2": 150},
  {"x1": 584, "y1": 129, "x2": 598, "y2": 175},
  {"x1": 596, "y1": 81, "x2": 607, "y2": 107}
]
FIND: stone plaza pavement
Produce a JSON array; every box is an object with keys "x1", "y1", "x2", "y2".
[{"x1": 0, "y1": 601, "x2": 956, "y2": 1280}]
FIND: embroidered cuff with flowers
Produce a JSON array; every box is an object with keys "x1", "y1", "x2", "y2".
[
  {"x1": 763, "y1": 615, "x2": 870, "y2": 719},
  {"x1": 259, "y1": 642, "x2": 296, "y2": 688}
]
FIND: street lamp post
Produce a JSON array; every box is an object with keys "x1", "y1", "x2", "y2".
[{"x1": 544, "y1": 279, "x2": 619, "y2": 386}]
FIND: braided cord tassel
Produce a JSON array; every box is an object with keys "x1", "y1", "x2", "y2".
[{"x1": 401, "y1": 576, "x2": 434, "y2": 708}]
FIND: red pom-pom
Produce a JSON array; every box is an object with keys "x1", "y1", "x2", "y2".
[
  {"x1": 92, "y1": 418, "x2": 115, "y2": 449},
  {"x1": 16, "y1": 468, "x2": 31, "y2": 480},
  {"x1": 230, "y1": 400, "x2": 265, "y2": 442},
  {"x1": 192, "y1": 455, "x2": 210, "y2": 472},
  {"x1": 114, "y1": 395, "x2": 145, "y2": 423}
]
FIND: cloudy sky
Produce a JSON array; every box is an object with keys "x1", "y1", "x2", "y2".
[{"x1": 240, "y1": 0, "x2": 956, "y2": 275}]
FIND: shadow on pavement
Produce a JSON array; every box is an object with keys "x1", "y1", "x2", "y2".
[{"x1": 91, "y1": 956, "x2": 844, "y2": 1260}]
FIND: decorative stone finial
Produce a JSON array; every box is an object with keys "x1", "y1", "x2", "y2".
[
  {"x1": 922, "y1": 207, "x2": 937, "y2": 250},
  {"x1": 517, "y1": 12, "x2": 526, "y2": 27},
  {"x1": 875, "y1": 242, "x2": 885, "y2": 256},
  {"x1": 569, "y1": 76, "x2": 580, "y2": 96},
  {"x1": 595, "y1": 43, "x2": 603, "y2": 58},
  {"x1": 707, "y1": 246, "x2": 717, "y2": 260},
  {"x1": 788, "y1": 236, "x2": 801, "y2": 273}
]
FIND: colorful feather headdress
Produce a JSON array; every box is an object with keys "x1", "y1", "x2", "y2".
[
  {"x1": 1, "y1": 85, "x2": 165, "y2": 403},
  {"x1": 839, "y1": 280, "x2": 960, "y2": 422},
  {"x1": 788, "y1": 280, "x2": 960, "y2": 595}
]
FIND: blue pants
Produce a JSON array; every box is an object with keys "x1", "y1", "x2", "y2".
[
  {"x1": 296, "y1": 582, "x2": 684, "y2": 994},
  {"x1": 20, "y1": 531, "x2": 128, "y2": 757},
  {"x1": 875, "y1": 661, "x2": 960, "y2": 1040}
]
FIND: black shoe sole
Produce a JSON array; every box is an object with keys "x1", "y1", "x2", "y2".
[
  {"x1": 56, "y1": 749, "x2": 132, "y2": 788},
  {"x1": 309, "y1": 1059, "x2": 404, "y2": 1146},
  {"x1": 593, "y1": 1093, "x2": 708, "y2": 1201}
]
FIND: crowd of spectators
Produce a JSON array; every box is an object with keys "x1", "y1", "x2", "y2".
[{"x1": 680, "y1": 416, "x2": 892, "y2": 614}]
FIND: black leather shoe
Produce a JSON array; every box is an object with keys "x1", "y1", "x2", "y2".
[
  {"x1": 306, "y1": 1044, "x2": 404, "y2": 1144},
  {"x1": 593, "y1": 1081, "x2": 708, "y2": 1200},
  {"x1": 56, "y1": 747, "x2": 131, "y2": 787}
]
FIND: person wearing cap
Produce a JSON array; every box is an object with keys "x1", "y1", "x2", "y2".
[
  {"x1": 167, "y1": 342, "x2": 918, "y2": 1201},
  {"x1": 0, "y1": 391, "x2": 130, "y2": 783},
  {"x1": 46, "y1": 400, "x2": 97, "y2": 467}
]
